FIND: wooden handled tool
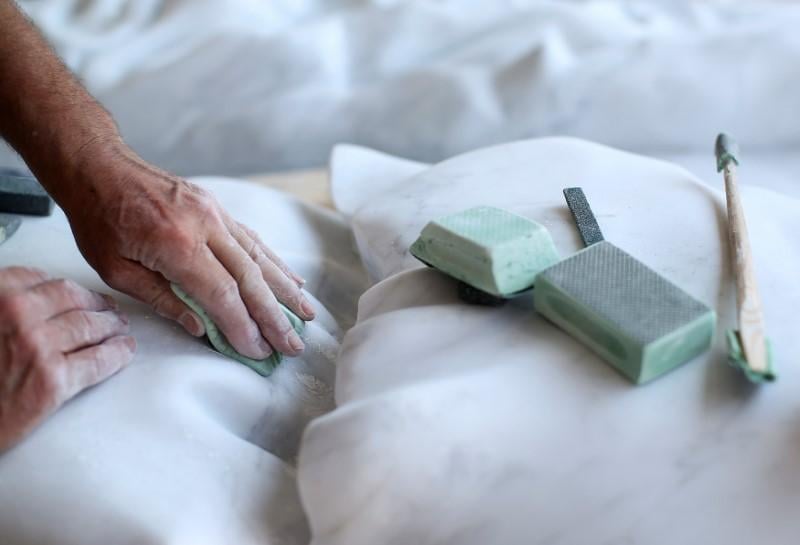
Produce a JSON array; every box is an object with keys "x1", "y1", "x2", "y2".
[{"x1": 715, "y1": 133, "x2": 775, "y2": 382}]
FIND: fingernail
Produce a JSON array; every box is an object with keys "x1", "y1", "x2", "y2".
[
  {"x1": 117, "y1": 312, "x2": 130, "y2": 325},
  {"x1": 257, "y1": 337, "x2": 274, "y2": 358},
  {"x1": 300, "y1": 299, "x2": 316, "y2": 320},
  {"x1": 179, "y1": 312, "x2": 204, "y2": 337},
  {"x1": 288, "y1": 332, "x2": 305, "y2": 353}
]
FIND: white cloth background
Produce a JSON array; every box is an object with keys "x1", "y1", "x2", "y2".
[
  {"x1": 297, "y1": 138, "x2": 800, "y2": 544},
  {"x1": 0, "y1": 179, "x2": 369, "y2": 545},
  {"x1": 0, "y1": 0, "x2": 798, "y2": 176}
]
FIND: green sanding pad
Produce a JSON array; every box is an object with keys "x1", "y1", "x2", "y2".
[
  {"x1": 410, "y1": 206, "x2": 561, "y2": 298},
  {"x1": 534, "y1": 241, "x2": 716, "y2": 384},
  {"x1": 0, "y1": 214, "x2": 21, "y2": 246},
  {"x1": 0, "y1": 174, "x2": 54, "y2": 216},
  {"x1": 171, "y1": 284, "x2": 305, "y2": 377},
  {"x1": 726, "y1": 330, "x2": 776, "y2": 383}
]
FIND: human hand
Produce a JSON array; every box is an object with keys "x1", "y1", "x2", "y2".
[
  {"x1": 0, "y1": 266, "x2": 134, "y2": 453},
  {"x1": 58, "y1": 142, "x2": 315, "y2": 361}
]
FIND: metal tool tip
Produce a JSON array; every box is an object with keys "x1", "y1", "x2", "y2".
[{"x1": 715, "y1": 133, "x2": 740, "y2": 172}]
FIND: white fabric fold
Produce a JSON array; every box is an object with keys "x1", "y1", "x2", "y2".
[{"x1": 8, "y1": 0, "x2": 800, "y2": 174}]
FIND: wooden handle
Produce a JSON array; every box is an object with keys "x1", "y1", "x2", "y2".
[{"x1": 723, "y1": 163, "x2": 769, "y2": 372}]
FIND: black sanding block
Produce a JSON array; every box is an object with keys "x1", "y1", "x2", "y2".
[
  {"x1": 0, "y1": 173, "x2": 54, "y2": 216},
  {"x1": 563, "y1": 187, "x2": 604, "y2": 246}
]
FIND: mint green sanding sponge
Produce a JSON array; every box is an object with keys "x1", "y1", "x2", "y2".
[
  {"x1": 171, "y1": 284, "x2": 305, "y2": 377},
  {"x1": 534, "y1": 241, "x2": 716, "y2": 384},
  {"x1": 410, "y1": 206, "x2": 560, "y2": 297}
]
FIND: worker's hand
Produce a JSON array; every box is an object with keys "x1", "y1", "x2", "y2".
[
  {"x1": 0, "y1": 266, "x2": 134, "y2": 453},
  {"x1": 59, "y1": 142, "x2": 315, "y2": 361}
]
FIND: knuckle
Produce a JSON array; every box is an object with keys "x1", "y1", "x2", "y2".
[
  {"x1": 196, "y1": 195, "x2": 217, "y2": 216},
  {"x1": 71, "y1": 310, "x2": 95, "y2": 333},
  {"x1": 31, "y1": 365, "x2": 63, "y2": 405},
  {"x1": 262, "y1": 307, "x2": 292, "y2": 337},
  {"x1": 0, "y1": 293, "x2": 30, "y2": 323},
  {"x1": 267, "y1": 279, "x2": 300, "y2": 305},
  {"x1": 50, "y1": 278, "x2": 80, "y2": 301},
  {"x1": 8, "y1": 266, "x2": 48, "y2": 282},
  {"x1": 236, "y1": 262, "x2": 262, "y2": 288},
  {"x1": 239, "y1": 223, "x2": 257, "y2": 239},
  {"x1": 209, "y1": 279, "x2": 241, "y2": 308},
  {"x1": 159, "y1": 225, "x2": 198, "y2": 259},
  {"x1": 243, "y1": 237, "x2": 260, "y2": 261},
  {"x1": 18, "y1": 327, "x2": 46, "y2": 357},
  {"x1": 149, "y1": 290, "x2": 176, "y2": 318}
]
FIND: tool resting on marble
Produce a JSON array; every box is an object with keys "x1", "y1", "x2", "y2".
[
  {"x1": 410, "y1": 206, "x2": 560, "y2": 305},
  {"x1": 171, "y1": 284, "x2": 305, "y2": 377},
  {"x1": 714, "y1": 133, "x2": 775, "y2": 383},
  {"x1": 533, "y1": 188, "x2": 716, "y2": 384}
]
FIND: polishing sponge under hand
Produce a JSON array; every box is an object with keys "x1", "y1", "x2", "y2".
[
  {"x1": 534, "y1": 241, "x2": 716, "y2": 384},
  {"x1": 410, "y1": 206, "x2": 560, "y2": 297},
  {"x1": 171, "y1": 284, "x2": 305, "y2": 377}
]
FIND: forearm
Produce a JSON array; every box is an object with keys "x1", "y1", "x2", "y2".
[{"x1": 0, "y1": 0, "x2": 121, "y2": 203}]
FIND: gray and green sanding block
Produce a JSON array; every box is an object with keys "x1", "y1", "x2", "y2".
[
  {"x1": 171, "y1": 284, "x2": 305, "y2": 377},
  {"x1": 410, "y1": 206, "x2": 560, "y2": 304},
  {"x1": 533, "y1": 188, "x2": 716, "y2": 384}
]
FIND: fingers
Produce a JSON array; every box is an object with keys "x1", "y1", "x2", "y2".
[
  {"x1": 236, "y1": 222, "x2": 306, "y2": 287},
  {"x1": 61, "y1": 335, "x2": 136, "y2": 400},
  {"x1": 103, "y1": 258, "x2": 205, "y2": 337},
  {"x1": 227, "y1": 222, "x2": 315, "y2": 321},
  {"x1": 27, "y1": 278, "x2": 117, "y2": 318},
  {"x1": 0, "y1": 277, "x2": 117, "y2": 331},
  {"x1": 208, "y1": 233, "x2": 305, "y2": 356},
  {"x1": 0, "y1": 266, "x2": 49, "y2": 294},
  {"x1": 169, "y1": 245, "x2": 272, "y2": 360},
  {"x1": 45, "y1": 310, "x2": 130, "y2": 354}
]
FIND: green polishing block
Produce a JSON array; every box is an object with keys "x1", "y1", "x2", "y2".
[
  {"x1": 410, "y1": 206, "x2": 561, "y2": 300},
  {"x1": 171, "y1": 284, "x2": 305, "y2": 377},
  {"x1": 0, "y1": 214, "x2": 21, "y2": 246},
  {"x1": 534, "y1": 241, "x2": 716, "y2": 384}
]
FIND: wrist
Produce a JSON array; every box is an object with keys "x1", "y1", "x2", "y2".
[
  {"x1": 19, "y1": 105, "x2": 124, "y2": 204},
  {"x1": 35, "y1": 129, "x2": 131, "y2": 212}
]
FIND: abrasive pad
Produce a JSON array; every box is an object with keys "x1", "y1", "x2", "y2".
[
  {"x1": 533, "y1": 189, "x2": 716, "y2": 384},
  {"x1": 410, "y1": 206, "x2": 560, "y2": 299},
  {"x1": 172, "y1": 284, "x2": 305, "y2": 377},
  {"x1": 535, "y1": 241, "x2": 716, "y2": 384}
]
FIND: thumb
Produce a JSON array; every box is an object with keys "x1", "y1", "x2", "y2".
[{"x1": 103, "y1": 258, "x2": 205, "y2": 337}]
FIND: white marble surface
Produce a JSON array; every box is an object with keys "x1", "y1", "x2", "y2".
[
  {"x1": 0, "y1": 178, "x2": 369, "y2": 545},
  {"x1": 298, "y1": 138, "x2": 800, "y2": 544}
]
